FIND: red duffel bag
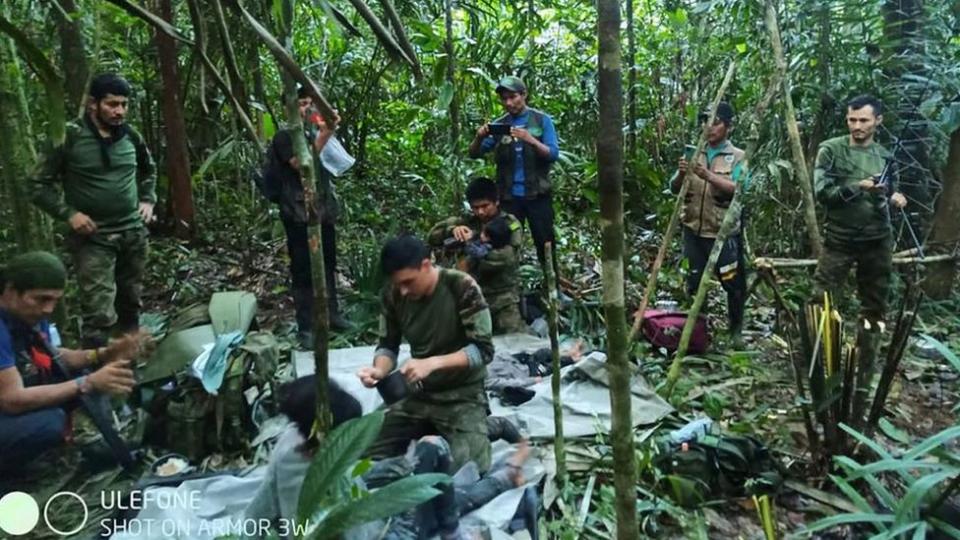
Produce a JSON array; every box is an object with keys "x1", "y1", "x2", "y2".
[{"x1": 640, "y1": 310, "x2": 710, "y2": 353}]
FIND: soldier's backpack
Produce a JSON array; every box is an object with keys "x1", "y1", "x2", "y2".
[{"x1": 653, "y1": 432, "x2": 783, "y2": 506}]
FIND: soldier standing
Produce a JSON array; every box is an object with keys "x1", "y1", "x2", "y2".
[{"x1": 32, "y1": 73, "x2": 156, "y2": 348}]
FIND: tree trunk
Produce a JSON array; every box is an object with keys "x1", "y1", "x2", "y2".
[
  {"x1": 155, "y1": 0, "x2": 195, "y2": 239},
  {"x1": 279, "y1": 0, "x2": 332, "y2": 435},
  {"x1": 543, "y1": 242, "x2": 566, "y2": 487},
  {"x1": 924, "y1": 127, "x2": 960, "y2": 298},
  {"x1": 625, "y1": 0, "x2": 637, "y2": 159},
  {"x1": 764, "y1": 0, "x2": 823, "y2": 258},
  {"x1": 444, "y1": 0, "x2": 459, "y2": 154},
  {"x1": 211, "y1": 0, "x2": 248, "y2": 115},
  {"x1": 0, "y1": 35, "x2": 42, "y2": 250},
  {"x1": 597, "y1": 0, "x2": 637, "y2": 538},
  {"x1": 804, "y1": 0, "x2": 833, "y2": 167},
  {"x1": 54, "y1": 0, "x2": 89, "y2": 117}
]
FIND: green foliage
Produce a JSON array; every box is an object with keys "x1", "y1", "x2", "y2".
[
  {"x1": 799, "y1": 422, "x2": 960, "y2": 538},
  {"x1": 296, "y1": 410, "x2": 450, "y2": 539}
]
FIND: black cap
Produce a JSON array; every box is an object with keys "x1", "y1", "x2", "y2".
[{"x1": 699, "y1": 102, "x2": 735, "y2": 125}]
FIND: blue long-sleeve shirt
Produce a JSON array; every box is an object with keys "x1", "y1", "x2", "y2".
[{"x1": 478, "y1": 108, "x2": 559, "y2": 197}]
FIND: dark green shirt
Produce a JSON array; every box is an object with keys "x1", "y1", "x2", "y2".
[
  {"x1": 32, "y1": 118, "x2": 157, "y2": 233},
  {"x1": 814, "y1": 135, "x2": 895, "y2": 243},
  {"x1": 427, "y1": 211, "x2": 522, "y2": 305},
  {"x1": 375, "y1": 269, "x2": 493, "y2": 401}
]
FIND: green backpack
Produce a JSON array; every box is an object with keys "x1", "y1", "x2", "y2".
[{"x1": 653, "y1": 433, "x2": 784, "y2": 506}]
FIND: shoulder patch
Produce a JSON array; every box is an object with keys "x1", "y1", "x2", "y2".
[
  {"x1": 724, "y1": 154, "x2": 735, "y2": 163},
  {"x1": 509, "y1": 220, "x2": 521, "y2": 231}
]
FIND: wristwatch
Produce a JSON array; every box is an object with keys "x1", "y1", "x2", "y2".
[{"x1": 75, "y1": 376, "x2": 91, "y2": 395}]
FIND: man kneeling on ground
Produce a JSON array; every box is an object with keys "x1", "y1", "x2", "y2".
[
  {"x1": 428, "y1": 177, "x2": 526, "y2": 335},
  {"x1": 0, "y1": 252, "x2": 147, "y2": 474},
  {"x1": 358, "y1": 235, "x2": 494, "y2": 472}
]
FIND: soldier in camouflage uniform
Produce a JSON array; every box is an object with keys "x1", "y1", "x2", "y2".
[
  {"x1": 811, "y1": 94, "x2": 908, "y2": 425},
  {"x1": 428, "y1": 177, "x2": 526, "y2": 335},
  {"x1": 812, "y1": 94, "x2": 907, "y2": 323},
  {"x1": 32, "y1": 73, "x2": 156, "y2": 348},
  {"x1": 358, "y1": 235, "x2": 494, "y2": 472}
]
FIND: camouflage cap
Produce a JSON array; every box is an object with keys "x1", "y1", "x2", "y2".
[{"x1": 495, "y1": 76, "x2": 527, "y2": 95}]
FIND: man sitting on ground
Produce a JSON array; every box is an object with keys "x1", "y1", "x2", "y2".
[
  {"x1": 428, "y1": 178, "x2": 525, "y2": 335},
  {"x1": 0, "y1": 251, "x2": 147, "y2": 474}
]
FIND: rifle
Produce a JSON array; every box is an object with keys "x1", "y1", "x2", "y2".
[{"x1": 37, "y1": 335, "x2": 138, "y2": 471}]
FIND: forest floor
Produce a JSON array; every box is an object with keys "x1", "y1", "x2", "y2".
[{"x1": 6, "y1": 230, "x2": 959, "y2": 539}]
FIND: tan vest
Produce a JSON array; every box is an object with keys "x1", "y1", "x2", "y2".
[{"x1": 681, "y1": 141, "x2": 746, "y2": 238}]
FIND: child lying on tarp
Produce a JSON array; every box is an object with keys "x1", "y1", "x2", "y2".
[{"x1": 242, "y1": 376, "x2": 531, "y2": 540}]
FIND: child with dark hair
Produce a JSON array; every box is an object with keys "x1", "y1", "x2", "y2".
[
  {"x1": 244, "y1": 376, "x2": 532, "y2": 539},
  {"x1": 462, "y1": 215, "x2": 512, "y2": 271}
]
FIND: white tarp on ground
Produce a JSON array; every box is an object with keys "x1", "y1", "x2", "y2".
[
  {"x1": 296, "y1": 333, "x2": 674, "y2": 440},
  {"x1": 113, "y1": 335, "x2": 671, "y2": 539}
]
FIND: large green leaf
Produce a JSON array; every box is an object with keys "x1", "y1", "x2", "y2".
[
  {"x1": 296, "y1": 410, "x2": 386, "y2": 524},
  {"x1": 803, "y1": 513, "x2": 895, "y2": 534},
  {"x1": 310, "y1": 473, "x2": 451, "y2": 540},
  {"x1": 918, "y1": 334, "x2": 960, "y2": 375},
  {"x1": 894, "y1": 471, "x2": 956, "y2": 527},
  {"x1": 904, "y1": 425, "x2": 960, "y2": 461}
]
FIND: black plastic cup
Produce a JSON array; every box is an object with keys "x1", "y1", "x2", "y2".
[{"x1": 376, "y1": 370, "x2": 411, "y2": 405}]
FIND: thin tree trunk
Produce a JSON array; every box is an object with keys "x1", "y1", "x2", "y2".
[
  {"x1": 380, "y1": 0, "x2": 421, "y2": 78},
  {"x1": 343, "y1": 0, "x2": 415, "y2": 69},
  {"x1": 543, "y1": 242, "x2": 566, "y2": 487},
  {"x1": 211, "y1": 0, "x2": 248, "y2": 115},
  {"x1": 156, "y1": 0, "x2": 195, "y2": 239},
  {"x1": 804, "y1": 0, "x2": 832, "y2": 167},
  {"x1": 444, "y1": 0, "x2": 459, "y2": 154},
  {"x1": 279, "y1": 0, "x2": 332, "y2": 435},
  {"x1": 54, "y1": 0, "x2": 89, "y2": 116},
  {"x1": 764, "y1": 0, "x2": 823, "y2": 258},
  {"x1": 627, "y1": 61, "x2": 737, "y2": 343},
  {"x1": 597, "y1": 0, "x2": 637, "y2": 537},
  {"x1": 924, "y1": 127, "x2": 960, "y2": 298},
  {"x1": 625, "y1": 0, "x2": 637, "y2": 159}
]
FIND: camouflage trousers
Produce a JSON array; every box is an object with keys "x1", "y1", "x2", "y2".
[
  {"x1": 488, "y1": 292, "x2": 527, "y2": 335},
  {"x1": 365, "y1": 393, "x2": 491, "y2": 473},
  {"x1": 812, "y1": 235, "x2": 893, "y2": 322},
  {"x1": 67, "y1": 228, "x2": 148, "y2": 347}
]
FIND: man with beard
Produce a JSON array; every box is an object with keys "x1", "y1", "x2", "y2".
[
  {"x1": 811, "y1": 94, "x2": 907, "y2": 321},
  {"x1": 671, "y1": 102, "x2": 749, "y2": 343},
  {"x1": 32, "y1": 73, "x2": 156, "y2": 348}
]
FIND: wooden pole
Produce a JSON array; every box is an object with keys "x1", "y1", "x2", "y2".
[
  {"x1": 543, "y1": 242, "x2": 566, "y2": 487},
  {"x1": 627, "y1": 60, "x2": 738, "y2": 343},
  {"x1": 764, "y1": 0, "x2": 823, "y2": 258}
]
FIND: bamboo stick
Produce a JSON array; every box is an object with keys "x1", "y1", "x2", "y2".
[
  {"x1": 627, "y1": 60, "x2": 738, "y2": 343},
  {"x1": 544, "y1": 242, "x2": 566, "y2": 486}
]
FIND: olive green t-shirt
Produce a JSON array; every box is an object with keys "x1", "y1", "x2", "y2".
[
  {"x1": 376, "y1": 268, "x2": 494, "y2": 401},
  {"x1": 814, "y1": 135, "x2": 895, "y2": 243}
]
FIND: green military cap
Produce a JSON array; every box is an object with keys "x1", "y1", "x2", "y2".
[{"x1": 496, "y1": 76, "x2": 527, "y2": 94}]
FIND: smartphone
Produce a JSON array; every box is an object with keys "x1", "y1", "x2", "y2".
[
  {"x1": 684, "y1": 144, "x2": 697, "y2": 160},
  {"x1": 488, "y1": 123, "x2": 512, "y2": 136}
]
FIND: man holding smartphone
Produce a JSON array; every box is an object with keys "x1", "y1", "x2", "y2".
[
  {"x1": 670, "y1": 102, "x2": 749, "y2": 344},
  {"x1": 468, "y1": 76, "x2": 560, "y2": 275},
  {"x1": 811, "y1": 94, "x2": 907, "y2": 323}
]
